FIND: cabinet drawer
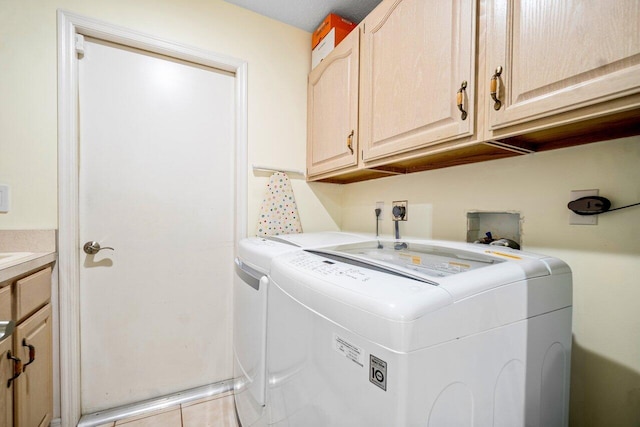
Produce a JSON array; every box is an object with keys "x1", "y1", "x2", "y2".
[
  {"x1": 15, "y1": 268, "x2": 51, "y2": 322},
  {"x1": 0, "y1": 286, "x2": 10, "y2": 320}
]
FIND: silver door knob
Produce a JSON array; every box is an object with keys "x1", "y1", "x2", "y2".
[{"x1": 83, "y1": 241, "x2": 115, "y2": 255}]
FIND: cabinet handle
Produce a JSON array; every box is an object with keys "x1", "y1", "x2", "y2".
[
  {"x1": 347, "y1": 130, "x2": 354, "y2": 154},
  {"x1": 456, "y1": 81, "x2": 468, "y2": 120},
  {"x1": 22, "y1": 339, "x2": 36, "y2": 372},
  {"x1": 7, "y1": 351, "x2": 22, "y2": 388},
  {"x1": 490, "y1": 66, "x2": 503, "y2": 110}
]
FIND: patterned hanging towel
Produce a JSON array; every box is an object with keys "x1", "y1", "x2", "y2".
[{"x1": 256, "y1": 172, "x2": 303, "y2": 236}]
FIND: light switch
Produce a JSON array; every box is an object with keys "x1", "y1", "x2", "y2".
[{"x1": 0, "y1": 184, "x2": 9, "y2": 213}]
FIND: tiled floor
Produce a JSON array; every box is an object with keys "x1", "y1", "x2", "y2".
[{"x1": 96, "y1": 392, "x2": 238, "y2": 427}]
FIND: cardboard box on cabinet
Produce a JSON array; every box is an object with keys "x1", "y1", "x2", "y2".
[
  {"x1": 311, "y1": 13, "x2": 356, "y2": 48},
  {"x1": 312, "y1": 28, "x2": 338, "y2": 68},
  {"x1": 311, "y1": 14, "x2": 357, "y2": 69}
]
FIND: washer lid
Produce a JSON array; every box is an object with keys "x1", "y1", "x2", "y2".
[
  {"x1": 268, "y1": 231, "x2": 370, "y2": 248},
  {"x1": 308, "y1": 240, "x2": 503, "y2": 280},
  {"x1": 308, "y1": 239, "x2": 558, "y2": 301}
]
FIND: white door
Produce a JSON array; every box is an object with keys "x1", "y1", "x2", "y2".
[{"x1": 78, "y1": 37, "x2": 235, "y2": 413}]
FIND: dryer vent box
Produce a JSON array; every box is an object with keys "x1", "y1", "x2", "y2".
[{"x1": 466, "y1": 212, "x2": 521, "y2": 246}]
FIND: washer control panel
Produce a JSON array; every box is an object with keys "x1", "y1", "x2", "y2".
[
  {"x1": 271, "y1": 250, "x2": 453, "y2": 322},
  {"x1": 289, "y1": 253, "x2": 372, "y2": 282},
  {"x1": 282, "y1": 251, "x2": 436, "y2": 304}
]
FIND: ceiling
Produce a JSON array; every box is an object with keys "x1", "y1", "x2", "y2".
[{"x1": 223, "y1": 0, "x2": 382, "y2": 33}]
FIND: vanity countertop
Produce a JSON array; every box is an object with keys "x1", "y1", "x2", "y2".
[
  {"x1": 0, "y1": 230, "x2": 57, "y2": 284},
  {"x1": 0, "y1": 251, "x2": 57, "y2": 284}
]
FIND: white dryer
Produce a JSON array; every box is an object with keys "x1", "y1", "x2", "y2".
[
  {"x1": 266, "y1": 239, "x2": 572, "y2": 427},
  {"x1": 233, "y1": 232, "x2": 370, "y2": 426}
]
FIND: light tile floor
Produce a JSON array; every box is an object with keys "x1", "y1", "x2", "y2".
[{"x1": 96, "y1": 392, "x2": 238, "y2": 427}]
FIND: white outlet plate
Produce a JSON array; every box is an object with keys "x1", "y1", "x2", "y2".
[
  {"x1": 569, "y1": 189, "x2": 598, "y2": 225},
  {"x1": 375, "y1": 201, "x2": 384, "y2": 220},
  {"x1": 0, "y1": 184, "x2": 9, "y2": 213}
]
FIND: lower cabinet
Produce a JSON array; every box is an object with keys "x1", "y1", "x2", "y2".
[
  {"x1": 0, "y1": 337, "x2": 13, "y2": 427},
  {"x1": 14, "y1": 304, "x2": 53, "y2": 427},
  {"x1": 0, "y1": 267, "x2": 53, "y2": 427}
]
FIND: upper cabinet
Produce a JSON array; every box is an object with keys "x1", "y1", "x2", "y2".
[
  {"x1": 360, "y1": 0, "x2": 477, "y2": 161},
  {"x1": 306, "y1": 0, "x2": 640, "y2": 183},
  {"x1": 307, "y1": 29, "x2": 360, "y2": 178},
  {"x1": 485, "y1": 0, "x2": 640, "y2": 137}
]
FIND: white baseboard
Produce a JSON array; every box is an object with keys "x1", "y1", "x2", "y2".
[{"x1": 77, "y1": 380, "x2": 233, "y2": 427}]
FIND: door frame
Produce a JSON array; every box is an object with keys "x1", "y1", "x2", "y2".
[{"x1": 57, "y1": 10, "x2": 248, "y2": 426}]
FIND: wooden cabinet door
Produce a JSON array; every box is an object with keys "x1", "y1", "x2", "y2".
[
  {"x1": 360, "y1": 0, "x2": 476, "y2": 161},
  {"x1": 486, "y1": 0, "x2": 640, "y2": 131},
  {"x1": 0, "y1": 337, "x2": 13, "y2": 427},
  {"x1": 14, "y1": 304, "x2": 52, "y2": 427},
  {"x1": 307, "y1": 29, "x2": 360, "y2": 177}
]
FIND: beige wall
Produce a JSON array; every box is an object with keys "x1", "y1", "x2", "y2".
[
  {"x1": 0, "y1": 0, "x2": 341, "y2": 421},
  {"x1": 2, "y1": 0, "x2": 638, "y2": 425},
  {"x1": 0, "y1": 0, "x2": 340, "y2": 233},
  {"x1": 340, "y1": 137, "x2": 640, "y2": 427}
]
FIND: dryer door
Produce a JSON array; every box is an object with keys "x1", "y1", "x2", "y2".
[{"x1": 233, "y1": 259, "x2": 269, "y2": 425}]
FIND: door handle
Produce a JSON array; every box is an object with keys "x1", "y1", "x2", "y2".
[{"x1": 83, "y1": 241, "x2": 115, "y2": 255}]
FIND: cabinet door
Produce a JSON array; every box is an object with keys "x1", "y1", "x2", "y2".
[
  {"x1": 307, "y1": 29, "x2": 360, "y2": 177},
  {"x1": 0, "y1": 337, "x2": 13, "y2": 427},
  {"x1": 0, "y1": 286, "x2": 10, "y2": 320},
  {"x1": 486, "y1": 0, "x2": 640, "y2": 131},
  {"x1": 14, "y1": 304, "x2": 52, "y2": 427},
  {"x1": 360, "y1": 0, "x2": 476, "y2": 161}
]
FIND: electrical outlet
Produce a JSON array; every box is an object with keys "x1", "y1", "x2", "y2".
[
  {"x1": 392, "y1": 200, "x2": 408, "y2": 221},
  {"x1": 569, "y1": 189, "x2": 598, "y2": 225},
  {"x1": 375, "y1": 201, "x2": 384, "y2": 220}
]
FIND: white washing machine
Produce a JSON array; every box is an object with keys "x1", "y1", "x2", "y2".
[
  {"x1": 233, "y1": 232, "x2": 370, "y2": 426},
  {"x1": 266, "y1": 239, "x2": 572, "y2": 427}
]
